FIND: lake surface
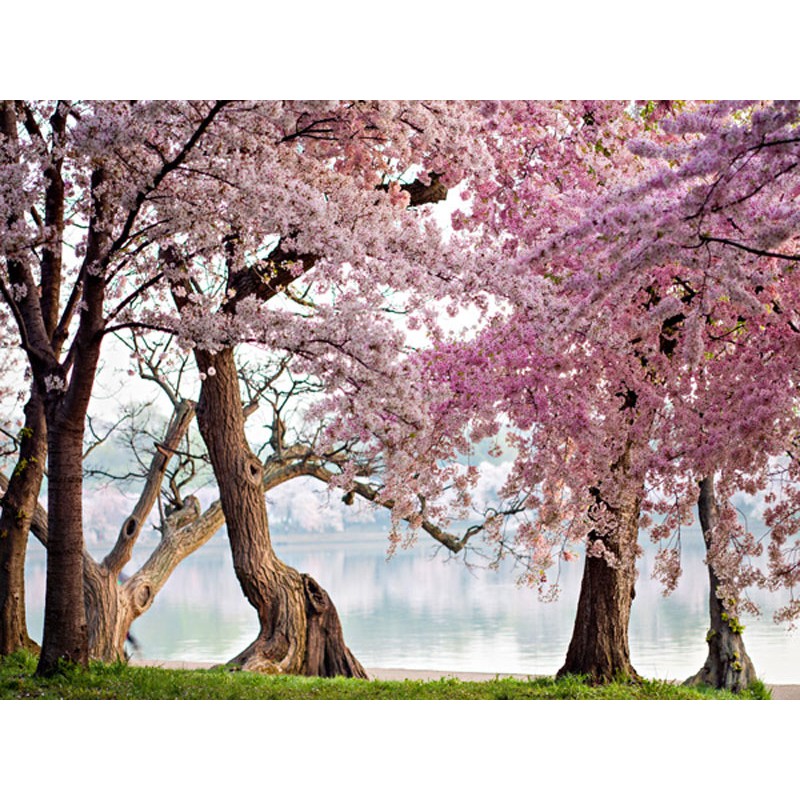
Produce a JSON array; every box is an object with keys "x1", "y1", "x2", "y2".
[{"x1": 24, "y1": 521, "x2": 800, "y2": 683}]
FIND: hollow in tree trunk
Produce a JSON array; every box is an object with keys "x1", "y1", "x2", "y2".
[
  {"x1": 83, "y1": 496, "x2": 206, "y2": 662},
  {"x1": 0, "y1": 391, "x2": 46, "y2": 655},
  {"x1": 194, "y1": 348, "x2": 366, "y2": 677},
  {"x1": 684, "y1": 475, "x2": 757, "y2": 692}
]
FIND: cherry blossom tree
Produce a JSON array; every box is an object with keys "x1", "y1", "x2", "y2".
[
  {"x1": 1, "y1": 99, "x2": 498, "y2": 674},
  {"x1": 0, "y1": 101, "x2": 251, "y2": 673},
  {"x1": 325, "y1": 101, "x2": 686, "y2": 682},
  {"x1": 326, "y1": 99, "x2": 800, "y2": 686},
  {"x1": 149, "y1": 102, "x2": 499, "y2": 673},
  {"x1": 414, "y1": 100, "x2": 800, "y2": 686},
  {"x1": 9, "y1": 98, "x2": 795, "y2": 685},
  {"x1": 550, "y1": 99, "x2": 800, "y2": 687}
]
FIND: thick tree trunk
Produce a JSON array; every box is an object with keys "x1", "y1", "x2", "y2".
[
  {"x1": 194, "y1": 347, "x2": 366, "y2": 677},
  {"x1": 557, "y1": 487, "x2": 641, "y2": 683},
  {"x1": 83, "y1": 497, "x2": 206, "y2": 662},
  {"x1": 36, "y1": 413, "x2": 90, "y2": 674},
  {"x1": 684, "y1": 476, "x2": 757, "y2": 692},
  {"x1": 83, "y1": 561, "x2": 134, "y2": 662},
  {"x1": 0, "y1": 391, "x2": 46, "y2": 655}
]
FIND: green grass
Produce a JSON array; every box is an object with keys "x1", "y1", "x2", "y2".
[{"x1": 0, "y1": 651, "x2": 771, "y2": 700}]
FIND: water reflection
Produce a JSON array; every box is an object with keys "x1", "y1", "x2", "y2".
[{"x1": 24, "y1": 525, "x2": 800, "y2": 682}]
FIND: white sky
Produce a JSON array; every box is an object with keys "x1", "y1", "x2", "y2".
[
  {"x1": 1, "y1": 3, "x2": 795, "y2": 99},
  {"x1": 2, "y1": 7, "x2": 792, "y2": 786}
]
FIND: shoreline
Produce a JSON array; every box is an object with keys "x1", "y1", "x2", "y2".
[{"x1": 129, "y1": 659, "x2": 800, "y2": 699}]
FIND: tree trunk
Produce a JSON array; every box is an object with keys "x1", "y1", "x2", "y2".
[
  {"x1": 557, "y1": 487, "x2": 641, "y2": 683},
  {"x1": 35, "y1": 165, "x2": 107, "y2": 677},
  {"x1": 83, "y1": 560, "x2": 135, "y2": 662},
  {"x1": 558, "y1": 438, "x2": 642, "y2": 683},
  {"x1": 0, "y1": 390, "x2": 46, "y2": 655},
  {"x1": 684, "y1": 475, "x2": 757, "y2": 692},
  {"x1": 194, "y1": 347, "x2": 366, "y2": 677},
  {"x1": 36, "y1": 412, "x2": 90, "y2": 674},
  {"x1": 83, "y1": 497, "x2": 206, "y2": 662}
]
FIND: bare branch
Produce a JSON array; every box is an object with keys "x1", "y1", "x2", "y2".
[{"x1": 102, "y1": 398, "x2": 197, "y2": 576}]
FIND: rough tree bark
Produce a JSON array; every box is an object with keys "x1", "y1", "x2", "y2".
[
  {"x1": 82, "y1": 496, "x2": 206, "y2": 662},
  {"x1": 194, "y1": 347, "x2": 366, "y2": 676},
  {"x1": 557, "y1": 489, "x2": 641, "y2": 683},
  {"x1": 557, "y1": 442, "x2": 642, "y2": 683},
  {"x1": 36, "y1": 403, "x2": 94, "y2": 672},
  {"x1": 684, "y1": 475, "x2": 757, "y2": 692},
  {"x1": 0, "y1": 390, "x2": 46, "y2": 654}
]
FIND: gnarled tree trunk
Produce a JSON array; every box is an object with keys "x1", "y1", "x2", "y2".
[
  {"x1": 0, "y1": 390, "x2": 46, "y2": 655},
  {"x1": 684, "y1": 475, "x2": 757, "y2": 692},
  {"x1": 83, "y1": 560, "x2": 132, "y2": 662},
  {"x1": 194, "y1": 347, "x2": 365, "y2": 677},
  {"x1": 557, "y1": 485, "x2": 641, "y2": 683},
  {"x1": 83, "y1": 495, "x2": 209, "y2": 662}
]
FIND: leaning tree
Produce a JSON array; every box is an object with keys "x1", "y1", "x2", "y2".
[
  {"x1": 88, "y1": 331, "x2": 479, "y2": 664},
  {"x1": 144, "y1": 101, "x2": 502, "y2": 673}
]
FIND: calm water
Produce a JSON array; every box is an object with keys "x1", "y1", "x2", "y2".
[{"x1": 23, "y1": 522, "x2": 800, "y2": 683}]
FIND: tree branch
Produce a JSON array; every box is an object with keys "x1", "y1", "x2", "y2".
[
  {"x1": 697, "y1": 234, "x2": 800, "y2": 262},
  {"x1": 102, "y1": 398, "x2": 197, "y2": 576}
]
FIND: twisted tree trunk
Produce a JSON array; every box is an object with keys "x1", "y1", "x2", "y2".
[
  {"x1": 194, "y1": 347, "x2": 365, "y2": 676},
  {"x1": 684, "y1": 475, "x2": 757, "y2": 692},
  {"x1": 83, "y1": 495, "x2": 210, "y2": 662}
]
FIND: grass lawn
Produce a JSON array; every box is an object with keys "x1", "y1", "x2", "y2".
[{"x1": 0, "y1": 651, "x2": 772, "y2": 699}]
